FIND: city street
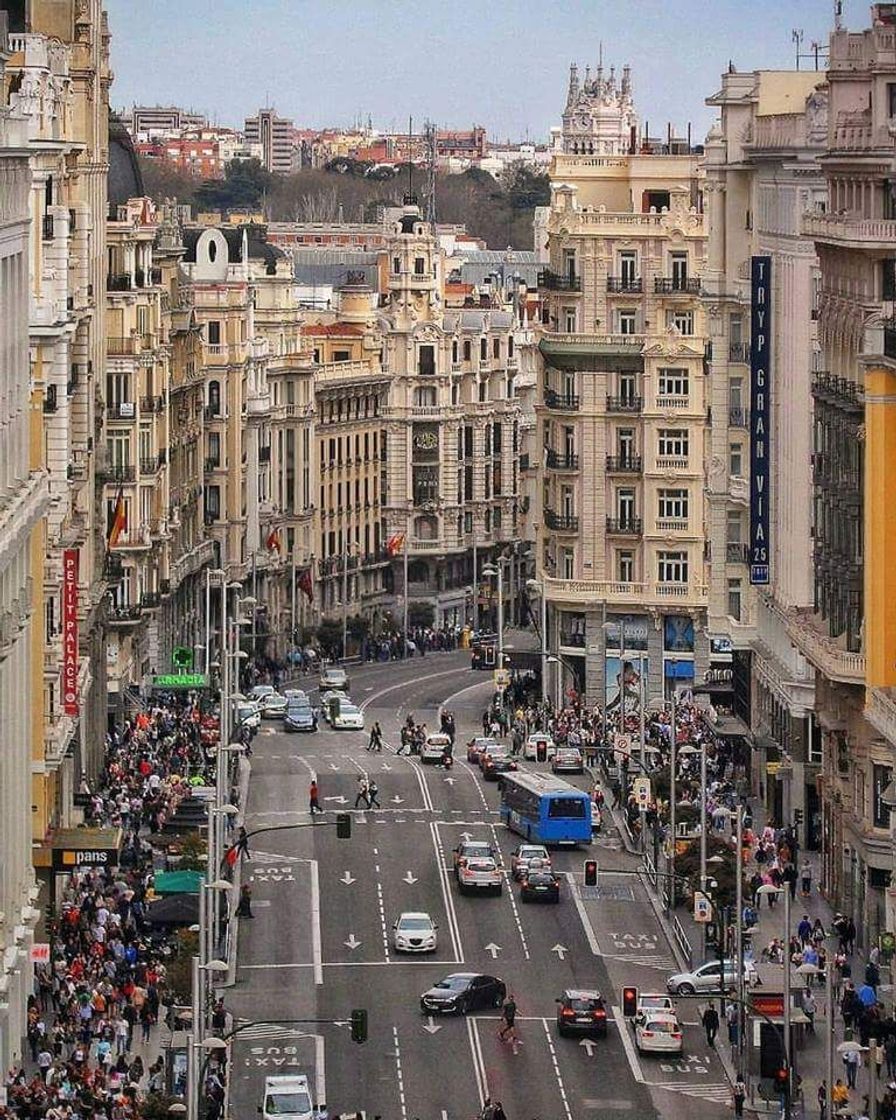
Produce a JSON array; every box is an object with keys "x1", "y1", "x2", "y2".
[{"x1": 227, "y1": 655, "x2": 734, "y2": 1120}]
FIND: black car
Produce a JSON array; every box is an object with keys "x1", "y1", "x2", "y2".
[
  {"x1": 420, "y1": 973, "x2": 506, "y2": 1015},
  {"x1": 283, "y1": 700, "x2": 317, "y2": 732},
  {"x1": 520, "y1": 869, "x2": 561, "y2": 903},
  {"x1": 480, "y1": 749, "x2": 518, "y2": 782},
  {"x1": 556, "y1": 989, "x2": 608, "y2": 1037}
]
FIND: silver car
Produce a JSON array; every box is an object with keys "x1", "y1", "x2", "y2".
[{"x1": 666, "y1": 958, "x2": 757, "y2": 995}]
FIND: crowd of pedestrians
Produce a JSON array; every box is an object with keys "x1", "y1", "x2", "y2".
[{"x1": 1, "y1": 697, "x2": 229, "y2": 1120}]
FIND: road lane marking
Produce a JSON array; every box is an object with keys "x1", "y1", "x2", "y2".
[
  {"x1": 465, "y1": 1016, "x2": 488, "y2": 1107},
  {"x1": 612, "y1": 1004, "x2": 645, "y2": 1084},
  {"x1": 459, "y1": 759, "x2": 491, "y2": 811},
  {"x1": 429, "y1": 820, "x2": 464, "y2": 962},
  {"x1": 239, "y1": 959, "x2": 465, "y2": 969},
  {"x1": 566, "y1": 871, "x2": 603, "y2": 955},
  {"x1": 541, "y1": 1017, "x2": 574, "y2": 1120},
  {"x1": 487, "y1": 820, "x2": 530, "y2": 960},
  {"x1": 375, "y1": 879, "x2": 390, "y2": 960},
  {"x1": 359, "y1": 665, "x2": 475, "y2": 712},
  {"x1": 310, "y1": 860, "x2": 323, "y2": 985},
  {"x1": 392, "y1": 1026, "x2": 408, "y2": 1120}
]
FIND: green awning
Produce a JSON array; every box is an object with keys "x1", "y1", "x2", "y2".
[{"x1": 153, "y1": 870, "x2": 204, "y2": 895}]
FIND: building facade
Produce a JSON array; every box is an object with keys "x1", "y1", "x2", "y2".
[
  {"x1": 536, "y1": 64, "x2": 711, "y2": 707},
  {"x1": 244, "y1": 108, "x2": 296, "y2": 176}
]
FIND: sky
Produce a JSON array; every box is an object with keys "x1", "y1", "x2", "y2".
[{"x1": 105, "y1": 0, "x2": 865, "y2": 143}]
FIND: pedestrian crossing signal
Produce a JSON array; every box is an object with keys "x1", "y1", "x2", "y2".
[
  {"x1": 351, "y1": 1009, "x2": 368, "y2": 1044},
  {"x1": 622, "y1": 987, "x2": 638, "y2": 1018},
  {"x1": 336, "y1": 813, "x2": 351, "y2": 839},
  {"x1": 583, "y1": 859, "x2": 598, "y2": 887}
]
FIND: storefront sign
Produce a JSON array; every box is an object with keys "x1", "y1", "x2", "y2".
[
  {"x1": 152, "y1": 673, "x2": 209, "y2": 689},
  {"x1": 52, "y1": 847, "x2": 119, "y2": 871},
  {"x1": 750, "y1": 991, "x2": 785, "y2": 1018},
  {"x1": 750, "y1": 256, "x2": 771, "y2": 585},
  {"x1": 62, "y1": 549, "x2": 79, "y2": 715}
]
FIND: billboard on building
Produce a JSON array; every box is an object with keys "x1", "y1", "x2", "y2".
[
  {"x1": 62, "y1": 548, "x2": 79, "y2": 716},
  {"x1": 750, "y1": 255, "x2": 771, "y2": 585},
  {"x1": 605, "y1": 655, "x2": 648, "y2": 729}
]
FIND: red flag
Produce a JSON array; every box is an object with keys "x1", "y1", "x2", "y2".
[
  {"x1": 386, "y1": 532, "x2": 406, "y2": 557},
  {"x1": 266, "y1": 528, "x2": 282, "y2": 553},
  {"x1": 298, "y1": 567, "x2": 313, "y2": 602},
  {"x1": 224, "y1": 845, "x2": 238, "y2": 869}
]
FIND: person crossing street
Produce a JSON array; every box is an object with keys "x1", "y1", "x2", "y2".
[
  {"x1": 367, "y1": 777, "x2": 380, "y2": 808},
  {"x1": 354, "y1": 777, "x2": 370, "y2": 809}
]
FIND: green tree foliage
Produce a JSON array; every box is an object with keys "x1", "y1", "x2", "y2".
[{"x1": 193, "y1": 158, "x2": 274, "y2": 212}]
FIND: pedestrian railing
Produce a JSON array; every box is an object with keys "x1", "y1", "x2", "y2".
[{"x1": 670, "y1": 913, "x2": 694, "y2": 969}]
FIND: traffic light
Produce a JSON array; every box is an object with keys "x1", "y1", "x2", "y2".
[
  {"x1": 793, "y1": 808, "x2": 803, "y2": 826},
  {"x1": 583, "y1": 859, "x2": 598, "y2": 887},
  {"x1": 350, "y1": 1009, "x2": 368, "y2": 1044},
  {"x1": 622, "y1": 986, "x2": 638, "y2": 1018},
  {"x1": 774, "y1": 1067, "x2": 789, "y2": 1100},
  {"x1": 336, "y1": 813, "x2": 351, "y2": 839}
]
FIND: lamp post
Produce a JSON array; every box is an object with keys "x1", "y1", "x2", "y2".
[{"x1": 526, "y1": 578, "x2": 548, "y2": 705}]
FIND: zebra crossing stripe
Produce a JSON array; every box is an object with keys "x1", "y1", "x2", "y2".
[
  {"x1": 656, "y1": 1083, "x2": 731, "y2": 1103},
  {"x1": 235, "y1": 1024, "x2": 316, "y2": 1041}
]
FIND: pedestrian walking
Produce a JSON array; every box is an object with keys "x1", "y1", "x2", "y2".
[
  {"x1": 367, "y1": 722, "x2": 383, "y2": 752},
  {"x1": 491, "y1": 1105, "x2": 507, "y2": 1120},
  {"x1": 236, "y1": 883, "x2": 254, "y2": 918},
  {"x1": 832, "y1": 1080, "x2": 849, "y2": 1112},
  {"x1": 309, "y1": 779, "x2": 322, "y2": 815},
  {"x1": 354, "y1": 777, "x2": 370, "y2": 809},
  {"x1": 497, "y1": 994, "x2": 518, "y2": 1043},
  {"x1": 235, "y1": 825, "x2": 251, "y2": 861},
  {"x1": 800, "y1": 857, "x2": 813, "y2": 897},
  {"x1": 802, "y1": 989, "x2": 817, "y2": 1034},
  {"x1": 817, "y1": 1080, "x2": 827, "y2": 1120},
  {"x1": 367, "y1": 778, "x2": 380, "y2": 809},
  {"x1": 798, "y1": 915, "x2": 813, "y2": 946},
  {"x1": 733, "y1": 1075, "x2": 747, "y2": 1118},
  {"x1": 843, "y1": 1045, "x2": 860, "y2": 1089},
  {"x1": 702, "y1": 1001, "x2": 720, "y2": 1047}
]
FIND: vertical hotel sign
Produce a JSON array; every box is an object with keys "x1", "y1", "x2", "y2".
[
  {"x1": 749, "y1": 256, "x2": 771, "y2": 585},
  {"x1": 62, "y1": 549, "x2": 79, "y2": 715}
]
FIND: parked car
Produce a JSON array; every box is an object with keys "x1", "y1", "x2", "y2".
[
  {"x1": 551, "y1": 747, "x2": 584, "y2": 774},
  {"x1": 635, "y1": 1012, "x2": 683, "y2": 1055},
  {"x1": 666, "y1": 958, "x2": 758, "y2": 995},
  {"x1": 319, "y1": 666, "x2": 349, "y2": 691},
  {"x1": 456, "y1": 857, "x2": 502, "y2": 895},
  {"x1": 555, "y1": 989, "x2": 608, "y2": 1037}
]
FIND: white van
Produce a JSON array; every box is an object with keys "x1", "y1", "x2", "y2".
[{"x1": 260, "y1": 1075, "x2": 315, "y2": 1120}]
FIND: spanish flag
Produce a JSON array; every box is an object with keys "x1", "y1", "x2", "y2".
[
  {"x1": 386, "y1": 532, "x2": 405, "y2": 557},
  {"x1": 297, "y1": 567, "x2": 313, "y2": 602},
  {"x1": 266, "y1": 528, "x2": 282, "y2": 553},
  {"x1": 108, "y1": 486, "x2": 127, "y2": 548}
]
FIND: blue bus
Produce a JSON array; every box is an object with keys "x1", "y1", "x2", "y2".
[{"x1": 498, "y1": 771, "x2": 592, "y2": 846}]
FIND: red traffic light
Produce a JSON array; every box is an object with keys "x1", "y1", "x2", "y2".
[
  {"x1": 622, "y1": 986, "x2": 639, "y2": 1017},
  {"x1": 583, "y1": 859, "x2": 598, "y2": 887}
]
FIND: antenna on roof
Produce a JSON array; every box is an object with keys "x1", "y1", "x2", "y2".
[
  {"x1": 424, "y1": 118, "x2": 437, "y2": 226},
  {"x1": 834, "y1": 0, "x2": 843, "y2": 30},
  {"x1": 404, "y1": 114, "x2": 417, "y2": 206}
]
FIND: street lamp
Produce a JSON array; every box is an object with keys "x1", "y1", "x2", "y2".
[{"x1": 526, "y1": 578, "x2": 547, "y2": 704}]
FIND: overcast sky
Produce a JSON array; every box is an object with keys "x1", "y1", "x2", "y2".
[{"x1": 105, "y1": 0, "x2": 860, "y2": 142}]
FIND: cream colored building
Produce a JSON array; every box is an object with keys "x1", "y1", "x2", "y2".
[
  {"x1": 703, "y1": 69, "x2": 828, "y2": 837},
  {"x1": 536, "y1": 63, "x2": 710, "y2": 704},
  {"x1": 0, "y1": 11, "x2": 46, "y2": 1071}
]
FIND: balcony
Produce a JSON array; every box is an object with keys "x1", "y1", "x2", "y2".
[
  {"x1": 542, "y1": 575, "x2": 708, "y2": 607},
  {"x1": 544, "y1": 509, "x2": 579, "y2": 533},
  {"x1": 107, "y1": 401, "x2": 137, "y2": 420},
  {"x1": 783, "y1": 607, "x2": 865, "y2": 685},
  {"x1": 42, "y1": 213, "x2": 54, "y2": 240},
  {"x1": 812, "y1": 370, "x2": 864, "y2": 414},
  {"x1": 654, "y1": 277, "x2": 702, "y2": 295},
  {"x1": 729, "y1": 342, "x2": 749, "y2": 363},
  {"x1": 656, "y1": 395, "x2": 690, "y2": 410},
  {"x1": 98, "y1": 464, "x2": 136, "y2": 484},
  {"x1": 544, "y1": 389, "x2": 580, "y2": 411},
  {"x1": 656, "y1": 517, "x2": 689, "y2": 533},
  {"x1": 112, "y1": 527, "x2": 152, "y2": 550},
  {"x1": 656, "y1": 456, "x2": 690, "y2": 471},
  {"x1": 140, "y1": 395, "x2": 164, "y2": 413},
  {"x1": 605, "y1": 455, "x2": 642, "y2": 473},
  {"x1": 729, "y1": 407, "x2": 750, "y2": 428},
  {"x1": 107, "y1": 336, "x2": 137, "y2": 356},
  {"x1": 545, "y1": 450, "x2": 580, "y2": 471},
  {"x1": 140, "y1": 457, "x2": 159, "y2": 476},
  {"x1": 204, "y1": 405, "x2": 223, "y2": 421},
  {"x1": 539, "y1": 332, "x2": 644, "y2": 369},
  {"x1": 606, "y1": 395, "x2": 643, "y2": 413},
  {"x1": 606, "y1": 516, "x2": 643, "y2": 535},
  {"x1": 538, "y1": 270, "x2": 582, "y2": 292},
  {"x1": 606, "y1": 276, "x2": 643, "y2": 293},
  {"x1": 726, "y1": 542, "x2": 750, "y2": 564},
  {"x1": 802, "y1": 212, "x2": 896, "y2": 249},
  {"x1": 107, "y1": 273, "x2": 132, "y2": 292},
  {"x1": 867, "y1": 687, "x2": 896, "y2": 746},
  {"x1": 108, "y1": 605, "x2": 143, "y2": 626}
]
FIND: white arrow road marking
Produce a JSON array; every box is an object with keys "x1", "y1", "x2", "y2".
[
  {"x1": 391, "y1": 795, "x2": 405, "y2": 804},
  {"x1": 422, "y1": 1016, "x2": 442, "y2": 1035},
  {"x1": 461, "y1": 831, "x2": 473, "y2": 841},
  {"x1": 323, "y1": 795, "x2": 347, "y2": 804},
  {"x1": 403, "y1": 871, "x2": 418, "y2": 884},
  {"x1": 579, "y1": 1038, "x2": 596, "y2": 1057},
  {"x1": 484, "y1": 942, "x2": 501, "y2": 959},
  {"x1": 344, "y1": 934, "x2": 361, "y2": 950},
  {"x1": 328, "y1": 764, "x2": 338, "y2": 771},
  {"x1": 444, "y1": 777, "x2": 456, "y2": 785},
  {"x1": 381, "y1": 763, "x2": 392, "y2": 771},
  {"x1": 551, "y1": 944, "x2": 569, "y2": 960},
  {"x1": 339, "y1": 872, "x2": 356, "y2": 885}
]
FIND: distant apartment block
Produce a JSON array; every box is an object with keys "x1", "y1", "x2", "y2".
[
  {"x1": 129, "y1": 104, "x2": 208, "y2": 135},
  {"x1": 244, "y1": 107, "x2": 297, "y2": 175}
]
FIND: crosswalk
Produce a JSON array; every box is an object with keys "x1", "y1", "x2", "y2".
[
  {"x1": 655, "y1": 1081, "x2": 732, "y2": 1104},
  {"x1": 234, "y1": 1022, "x2": 319, "y2": 1042},
  {"x1": 604, "y1": 951, "x2": 678, "y2": 970}
]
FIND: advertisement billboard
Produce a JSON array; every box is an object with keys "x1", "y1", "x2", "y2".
[
  {"x1": 605, "y1": 655, "x2": 648, "y2": 728},
  {"x1": 62, "y1": 548, "x2": 79, "y2": 716},
  {"x1": 750, "y1": 255, "x2": 772, "y2": 585}
]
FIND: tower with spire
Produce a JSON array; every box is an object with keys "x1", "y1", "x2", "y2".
[{"x1": 560, "y1": 51, "x2": 639, "y2": 155}]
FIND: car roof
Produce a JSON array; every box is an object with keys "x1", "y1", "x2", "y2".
[
  {"x1": 427, "y1": 733, "x2": 451, "y2": 743},
  {"x1": 460, "y1": 839, "x2": 491, "y2": 848},
  {"x1": 398, "y1": 911, "x2": 433, "y2": 921},
  {"x1": 639, "y1": 993, "x2": 673, "y2": 1001},
  {"x1": 264, "y1": 1075, "x2": 310, "y2": 1089},
  {"x1": 563, "y1": 988, "x2": 602, "y2": 1000}
]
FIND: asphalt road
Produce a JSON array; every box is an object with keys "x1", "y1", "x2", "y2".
[{"x1": 227, "y1": 652, "x2": 734, "y2": 1120}]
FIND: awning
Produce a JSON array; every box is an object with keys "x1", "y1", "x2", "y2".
[
  {"x1": 145, "y1": 893, "x2": 200, "y2": 926},
  {"x1": 34, "y1": 827, "x2": 123, "y2": 871},
  {"x1": 152, "y1": 870, "x2": 204, "y2": 895}
]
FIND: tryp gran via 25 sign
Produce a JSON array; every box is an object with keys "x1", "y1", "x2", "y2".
[{"x1": 749, "y1": 256, "x2": 772, "y2": 585}]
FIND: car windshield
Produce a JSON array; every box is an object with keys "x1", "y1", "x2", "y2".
[
  {"x1": 266, "y1": 1091, "x2": 311, "y2": 1114},
  {"x1": 466, "y1": 860, "x2": 496, "y2": 871},
  {"x1": 398, "y1": 917, "x2": 432, "y2": 930},
  {"x1": 640, "y1": 997, "x2": 669, "y2": 1008},
  {"x1": 645, "y1": 1020, "x2": 678, "y2": 1033},
  {"x1": 527, "y1": 872, "x2": 554, "y2": 884},
  {"x1": 436, "y1": 976, "x2": 470, "y2": 990},
  {"x1": 569, "y1": 997, "x2": 601, "y2": 1012},
  {"x1": 341, "y1": 705, "x2": 360, "y2": 715}
]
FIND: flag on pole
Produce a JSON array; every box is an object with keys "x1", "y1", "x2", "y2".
[
  {"x1": 298, "y1": 567, "x2": 313, "y2": 602},
  {"x1": 108, "y1": 486, "x2": 127, "y2": 548},
  {"x1": 386, "y1": 532, "x2": 406, "y2": 556},
  {"x1": 224, "y1": 844, "x2": 238, "y2": 869},
  {"x1": 266, "y1": 528, "x2": 283, "y2": 553}
]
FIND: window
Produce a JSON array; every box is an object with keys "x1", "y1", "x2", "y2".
[
  {"x1": 617, "y1": 428, "x2": 635, "y2": 460},
  {"x1": 619, "y1": 371, "x2": 637, "y2": 403},
  {"x1": 413, "y1": 386, "x2": 436, "y2": 407},
  {"x1": 883, "y1": 259, "x2": 896, "y2": 301},
  {"x1": 493, "y1": 463, "x2": 502, "y2": 495},
  {"x1": 657, "y1": 429, "x2": 689, "y2": 457},
  {"x1": 207, "y1": 320, "x2": 221, "y2": 345},
  {"x1": 888, "y1": 82, "x2": 896, "y2": 119},
  {"x1": 207, "y1": 431, "x2": 221, "y2": 467},
  {"x1": 333, "y1": 349, "x2": 350, "y2": 362},
  {"x1": 508, "y1": 335, "x2": 514, "y2": 358},
  {"x1": 617, "y1": 550, "x2": 635, "y2": 583},
  {"x1": 726, "y1": 510, "x2": 743, "y2": 544},
  {"x1": 492, "y1": 423, "x2": 502, "y2": 455},
  {"x1": 562, "y1": 248, "x2": 577, "y2": 281},
  {"x1": 463, "y1": 340, "x2": 471, "y2": 361},
  {"x1": 873, "y1": 765, "x2": 893, "y2": 829},
  {"x1": 670, "y1": 252, "x2": 688, "y2": 288},
  {"x1": 452, "y1": 340, "x2": 459, "y2": 364},
  {"x1": 729, "y1": 314, "x2": 744, "y2": 348},
  {"x1": 562, "y1": 548, "x2": 574, "y2": 579},
  {"x1": 208, "y1": 380, "x2": 221, "y2": 415},
  {"x1": 619, "y1": 252, "x2": 637, "y2": 286},
  {"x1": 658, "y1": 488, "x2": 688, "y2": 520},
  {"x1": 418, "y1": 345, "x2": 435, "y2": 376},
  {"x1": 493, "y1": 337, "x2": 500, "y2": 359},
  {"x1": 204, "y1": 485, "x2": 221, "y2": 519},
  {"x1": 464, "y1": 463, "x2": 473, "y2": 501},
  {"x1": 729, "y1": 442, "x2": 743, "y2": 476},
  {"x1": 414, "y1": 256, "x2": 426, "y2": 275},
  {"x1": 564, "y1": 307, "x2": 577, "y2": 333},
  {"x1": 464, "y1": 426, "x2": 474, "y2": 458},
  {"x1": 480, "y1": 338, "x2": 488, "y2": 361},
  {"x1": 728, "y1": 578, "x2": 742, "y2": 621},
  {"x1": 658, "y1": 551, "x2": 688, "y2": 584},
  {"x1": 658, "y1": 368, "x2": 689, "y2": 397},
  {"x1": 393, "y1": 256, "x2": 401, "y2": 274},
  {"x1": 464, "y1": 511, "x2": 473, "y2": 534},
  {"x1": 617, "y1": 488, "x2": 636, "y2": 521},
  {"x1": 669, "y1": 310, "x2": 694, "y2": 335},
  {"x1": 618, "y1": 310, "x2": 637, "y2": 335}
]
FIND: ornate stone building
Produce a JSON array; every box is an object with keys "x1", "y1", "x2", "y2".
[{"x1": 558, "y1": 58, "x2": 638, "y2": 156}]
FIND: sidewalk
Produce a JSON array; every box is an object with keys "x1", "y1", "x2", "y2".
[{"x1": 599, "y1": 770, "x2": 883, "y2": 1118}]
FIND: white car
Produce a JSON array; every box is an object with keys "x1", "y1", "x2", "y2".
[
  {"x1": 457, "y1": 857, "x2": 502, "y2": 895},
  {"x1": 249, "y1": 684, "x2": 276, "y2": 703},
  {"x1": 260, "y1": 692, "x2": 287, "y2": 718},
  {"x1": 236, "y1": 701, "x2": 261, "y2": 731},
  {"x1": 319, "y1": 666, "x2": 349, "y2": 691},
  {"x1": 331, "y1": 702, "x2": 364, "y2": 730},
  {"x1": 392, "y1": 912, "x2": 438, "y2": 953},
  {"x1": 421, "y1": 732, "x2": 451, "y2": 763},
  {"x1": 510, "y1": 844, "x2": 551, "y2": 880},
  {"x1": 260, "y1": 1074, "x2": 314, "y2": 1120},
  {"x1": 634, "y1": 993, "x2": 676, "y2": 1024},
  {"x1": 524, "y1": 733, "x2": 556, "y2": 761},
  {"x1": 635, "y1": 1011, "x2": 684, "y2": 1054}
]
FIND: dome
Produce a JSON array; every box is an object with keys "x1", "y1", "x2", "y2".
[{"x1": 108, "y1": 113, "x2": 144, "y2": 207}]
